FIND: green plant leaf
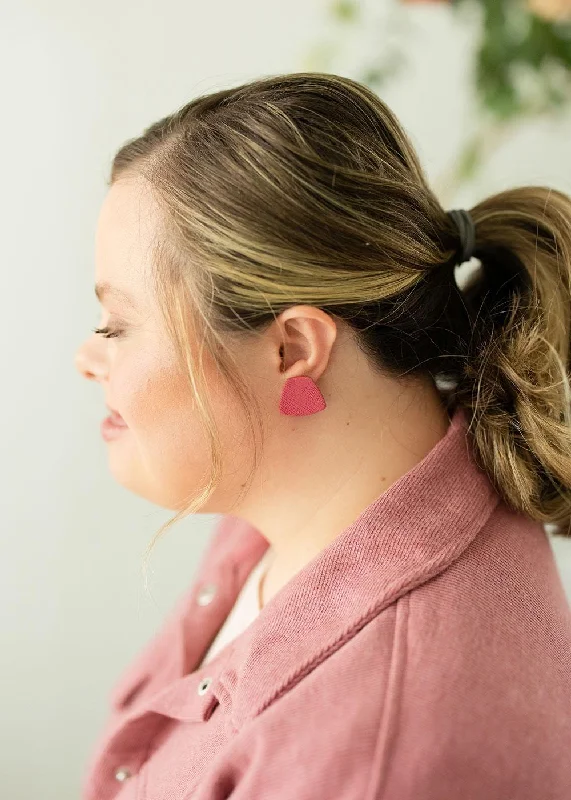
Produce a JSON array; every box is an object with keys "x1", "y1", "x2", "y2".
[
  {"x1": 332, "y1": 0, "x2": 359, "y2": 23},
  {"x1": 455, "y1": 136, "x2": 483, "y2": 183}
]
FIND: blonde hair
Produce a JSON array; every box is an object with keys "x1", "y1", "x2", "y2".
[{"x1": 107, "y1": 71, "x2": 571, "y2": 564}]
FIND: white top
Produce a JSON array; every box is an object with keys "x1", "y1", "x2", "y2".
[{"x1": 199, "y1": 547, "x2": 274, "y2": 667}]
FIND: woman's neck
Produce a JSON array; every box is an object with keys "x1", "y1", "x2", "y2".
[{"x1": 246, "y1": 385, "x2": 451, "y2": 610}]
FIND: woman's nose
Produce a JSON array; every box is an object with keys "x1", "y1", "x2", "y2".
[{"x1": 74, "y1": 337, "x2": 105, "y2": 382}]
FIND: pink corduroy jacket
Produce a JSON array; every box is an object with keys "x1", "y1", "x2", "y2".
[{"x1": 81, "y1": 405, "x2": 571, "y2": 800}]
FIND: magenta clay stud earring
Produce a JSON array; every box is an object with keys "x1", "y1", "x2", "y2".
[{"x1": 279, "y1": 375, "x2": 326, "y2": 416}]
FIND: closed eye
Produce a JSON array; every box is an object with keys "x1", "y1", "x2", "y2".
[{"x1": 92, "y1": 326, "x2": 122, "y2": 339}]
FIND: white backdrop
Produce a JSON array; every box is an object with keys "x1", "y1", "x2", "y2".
[{"x1": 1, "y1": 1, "x2": 570, "y2": 797}]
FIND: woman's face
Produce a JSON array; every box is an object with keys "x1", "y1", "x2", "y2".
[{"x1": 74, "y1": 175, "x2": 256, "y2": 511}]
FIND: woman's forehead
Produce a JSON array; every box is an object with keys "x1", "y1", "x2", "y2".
[{"x1": 95, "y1": 178, "x2": 159, "y2": 304}]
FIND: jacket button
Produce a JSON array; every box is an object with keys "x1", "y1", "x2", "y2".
[
  {"x1": 196, "y1": 583, "x2": 218, "y2": 606},
  {"x1": 114, "y1": 766, "x2": 133, "y2": 782},
  {"x1": 198, "y1": 677, "x2": 212, "y2": 695}
]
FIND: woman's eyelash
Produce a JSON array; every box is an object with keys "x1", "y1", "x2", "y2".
[{"x1": 92, "y1": 326, "x2": 122, "y2": 339}]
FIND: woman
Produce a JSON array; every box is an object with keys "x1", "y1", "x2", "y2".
[{"x1": 75, "y1": 72, "x2": 571, "y2": 799}]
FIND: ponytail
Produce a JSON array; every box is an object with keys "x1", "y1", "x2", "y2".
[{"x1": 454, "y1": 186, "x2": 571, "y2": 536}]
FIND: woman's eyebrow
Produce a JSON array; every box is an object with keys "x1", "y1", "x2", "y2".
[{"x1": 95, "y1": 282, "x2": 136, "y2": 308}]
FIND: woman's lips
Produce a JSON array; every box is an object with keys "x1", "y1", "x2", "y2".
[
  {"x1": 108, "y1": 409, "x2": 127, "y2": 426},
  {"x1": 101, "y1": 408, "x2": 128, "y2": 441}
]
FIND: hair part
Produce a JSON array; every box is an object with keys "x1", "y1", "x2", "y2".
[{"x1": 107, "y1": 72, "x2": 571, "y2": 582}]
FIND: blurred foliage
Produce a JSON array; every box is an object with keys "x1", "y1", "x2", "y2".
[
  {"x1": 305, "y1": 0, "x2": 571, "y2": 194},
  {"x1": 332, "y1": 0, "x2": 361, "y2": 21},
  {"x1": 453, "y1": 0, "x2": 571, "y2": 120}
]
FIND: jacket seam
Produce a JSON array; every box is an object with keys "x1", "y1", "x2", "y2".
[{"x1": 366, "y1": 593, "x2": 410, "y2": 800}]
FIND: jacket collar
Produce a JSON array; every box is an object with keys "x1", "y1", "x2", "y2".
[{"x1": 210, "y1": 404, "x2": 501, "y2": 730}]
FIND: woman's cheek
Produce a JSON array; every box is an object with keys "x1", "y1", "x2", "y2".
[{"x1": 110, "y1": 345, "x2": 176, "y2": 431}]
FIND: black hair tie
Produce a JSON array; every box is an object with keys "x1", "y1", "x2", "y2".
[{"x1": 447, "y1": 209, "x2": 476, "y2": 264}]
